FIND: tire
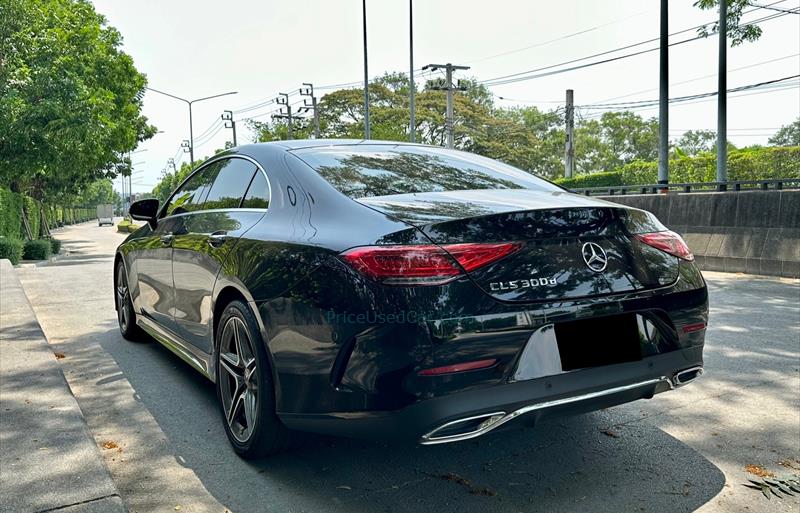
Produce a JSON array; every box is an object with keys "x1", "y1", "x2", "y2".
[
  {"x1": 115, "y1": 261, "x2": 143, "y2": 341},
  {"x1": 215, "y1": 300, "x2": 292, "y2": 458}
]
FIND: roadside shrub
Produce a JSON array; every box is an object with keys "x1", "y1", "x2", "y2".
[
  {"x1": 50, "y1": 238, "x2": 62, "y2": 254},
  {"x1": 555, "y1": 171, "x2": 623, "y2": 189},
  {"x1": 620, "y1": 146, "x2": 800, "y2": 185},
  {"x1": 116, "y1": 220, "x2": 141, "y2": 233},
  {"x1": 0, "y1": 236, "x2": 24, "y2": 264},
  {"x1": 22, "y1": 239, "x2": 51, "y2": 260}
]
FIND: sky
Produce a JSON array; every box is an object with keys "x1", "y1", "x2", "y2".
[{"x1": 88, "y1": 0, "x2": 800, "y2": 194}]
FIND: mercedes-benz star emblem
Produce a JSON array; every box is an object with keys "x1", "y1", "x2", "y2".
[{"x1": 581, "y1": 242, "x2": 608, "y2": 272}]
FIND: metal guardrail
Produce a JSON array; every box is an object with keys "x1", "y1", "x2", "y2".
[{"x1": 572, "y1": 178, "x2": 800, "y2": 196}]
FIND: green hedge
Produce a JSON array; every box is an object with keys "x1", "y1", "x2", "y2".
[
  {"x1": 620, "y1": 146, "x2": 800, "y2": 185},
  {"x1": 555, "y1": 171, "x2": 624, "y2": 189},
  {"x1": 0, "y1": 188, "x2": 24, "y2": 238},
  {"x1": 50, "y1": 238, "x2": 62, "y2": 254},
  {"x1": 0, "y1": 186, "x2": 96, "y2": 238},
  {"x1": 556, "y1": 146, "x2": 800, "y2": 189},
  {"x1": 0, "y1": 236, "x2": 24, "y2": 264},
  {"x1": 22, "y1": 239, "x2": 51, "y2": 260}
]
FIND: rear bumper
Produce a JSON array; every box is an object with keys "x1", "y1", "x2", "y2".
[{"x1": 279, "y1": 345, "x2": 703, "y2": 443}]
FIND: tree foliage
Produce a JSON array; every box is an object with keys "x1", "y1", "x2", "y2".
[
  {"x1": 769, "y1": 117, "x2": 800, "y2": 147},
  {"x1": 694, "y1": 0, "x2": 764, "y2": 46},
  {"x1": 0, "y1": 0, "x2": 156, "y2": 202}
]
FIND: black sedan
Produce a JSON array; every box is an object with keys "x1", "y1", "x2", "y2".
[{"x1": 116, "y1": 140, "x2": 707, "y2": 458}]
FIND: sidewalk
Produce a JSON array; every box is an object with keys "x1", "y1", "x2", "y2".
[{"x1": 0, "y1": 259, "x2": 126, "y2": 513}]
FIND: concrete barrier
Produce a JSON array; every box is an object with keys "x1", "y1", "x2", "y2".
[{"x1": 600, "y1": 190, "x2": 799, "y2": 278}]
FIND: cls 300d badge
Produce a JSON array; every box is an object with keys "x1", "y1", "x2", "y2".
[{"x1": 489, "y1": 276, "x2": 558, "y2": 291}]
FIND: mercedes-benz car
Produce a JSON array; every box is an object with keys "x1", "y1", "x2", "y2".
[{"x1": 115, "y1": 140, "x2": 707, "y2": 458}]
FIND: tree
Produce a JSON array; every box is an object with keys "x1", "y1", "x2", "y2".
[
  {"x1": 769, "y1": 118, "x2": 800, "y2": 147},
  {"x1": 694, "y1": 0, "x2": 764, "y2": 46},
  {"x1": 0, "y1": 0, "x2": 156, "y2": 202},
  {"x1": 676, "y1": 130, "x2": 717, "y2": 156}
]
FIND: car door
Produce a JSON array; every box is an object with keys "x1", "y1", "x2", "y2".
[
  {"x1": 133, "y1": 166, "x2": 216, "y2": 333},
  {"x1": 171, "y1": 156, "x2": 269, "y2": 352}
]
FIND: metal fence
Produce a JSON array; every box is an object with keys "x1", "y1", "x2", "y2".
[{"x1": 571, "y1": 178, "x2": 800, "y2": 196}]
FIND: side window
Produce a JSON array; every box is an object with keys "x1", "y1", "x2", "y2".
[
  {"x1": 203, "y1": 158, "x2": 257, "y2": 210},
  {"x1": 164, "y1": 163, "x2": 220, "y2": 216},
  {"x1": 241, "y1": 171, "x2": 270, "y2": 209}
]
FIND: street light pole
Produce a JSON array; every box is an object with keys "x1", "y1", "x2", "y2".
[
  {"x1": 409, "y1": 0, "x2": 415, "y2": 143},
  {"x1": 362, "y1": 0, "x2": 371, "y2": 139},
  {"x1": 716, "y1": 0, "x2": 728, "y2": 191},
  {"x1": 146, "y1": 87, "x2": 237, "y2": 168}
]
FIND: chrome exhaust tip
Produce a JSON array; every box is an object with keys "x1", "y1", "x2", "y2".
[
  {"x1": 420, "y1": 412, "x2": 507, "y2": 445},
  {"x1": 673, "y1": 366, "x2": 704, "y2": 387}
]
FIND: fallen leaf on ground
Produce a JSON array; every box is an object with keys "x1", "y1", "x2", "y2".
[
  {"x1": 601, "y1": 429, "x2": 620, "y2": 438},
  {"x1": 53, "y1": 352, "x2": 65, "y2": 359},
  {"x1": 101, "y1": 440, "x2": 120, "y2": 451},
  {"x1": 745, "y1": 464, "x2": 775, "y2": 478},
  {"x1": 336, "y1": 485, "x2": 351, "y2": 491}
]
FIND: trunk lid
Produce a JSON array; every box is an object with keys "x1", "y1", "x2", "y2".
[{"x1": 358, "y1": 190, "x2": 678, "y2": 302}]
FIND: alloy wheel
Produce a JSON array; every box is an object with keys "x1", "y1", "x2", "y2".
[
  {"x1": 116, "y1": 265, "x2": 130, "y2": 331},
  {"x1": 218, "y1": 316, "x2": 259, "y2": 443}
]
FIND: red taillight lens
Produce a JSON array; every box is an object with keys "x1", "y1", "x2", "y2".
[
  {"x1": 635, "y1": 230, "x2": 694, "y2": 261},
  {"x1": 340, "y1": 242, "x2": 521, "y2": 286},
  {"x1": 418, "y1": 358, "x2": 498, "y2": 376}
]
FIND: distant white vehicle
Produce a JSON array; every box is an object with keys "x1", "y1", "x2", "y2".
[{"x1": 96, "y1": 204, "x2": 114, "y2": 226}]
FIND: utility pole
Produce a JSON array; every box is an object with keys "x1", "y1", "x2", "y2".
[
  {"x1": 222, "y1": 110, "x2": 237, "y2": 146},
  {"x1": 565, "y1": 89, "x2": 575, "y2": 178},
  {"x1": 167, "y1": 158, "x2": 176, "y2": 172},
  {"x1": 362, "y1": 0, "x2": 371, "y2": 139},
  {"x1": 272, "y1": 93, "x2": 293, "y2": 139},
  {"x1": 423, "y1": 63, "x2": 470, "y2": 149},
  {"x1": 658, "y1": 0, "x2": 669, "y2": 191},
  {"x1": 408, "y1": 0, "x2": 415, "y2": 143},
  {"x1": 716, "y1": 0, "x2": 728, "y2": 191},
  {"x1": 299, "y1": 83, "x2": 320, "y2": 138}
]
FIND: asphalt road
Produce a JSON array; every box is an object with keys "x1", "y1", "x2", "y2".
[{"x1": 17, "y1": 221, "x2": 800, "y2": 513}]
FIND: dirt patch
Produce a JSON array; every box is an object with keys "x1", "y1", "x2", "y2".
[{"x1": 441, "y1": 473, "x2": 497, "y2": 497}]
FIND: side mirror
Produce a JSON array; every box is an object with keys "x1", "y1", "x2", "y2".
[{"x1": 129, "y1": 199, "x2": 160, "y2": 228}]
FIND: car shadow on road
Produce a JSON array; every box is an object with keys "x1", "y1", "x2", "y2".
[{"x1": 91, "y1": 327, "x2": 727, "y2": 513}]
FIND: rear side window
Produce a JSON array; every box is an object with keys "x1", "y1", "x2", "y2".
[
  {"x1": 241, "y1": 171, "x2": 270, "y2": 209},
  {"x1": 293, "y1": 145, "x2": 560, "y2": 199},
  {"x1": 164, "y1": 162, "x2": 221, "y2": 216},
  {"x1": 203, "y1": 158, "x2": 257, "y2": 209}
]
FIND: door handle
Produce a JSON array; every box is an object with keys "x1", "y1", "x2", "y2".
[
  {"x1": 160, "y1": 233, "x2": 174, "y2": 245},
  {"x1": 208, "y1": 231, "x2": 228, "y2": 248}
]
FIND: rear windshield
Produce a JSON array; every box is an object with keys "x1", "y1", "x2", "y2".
[{"x1": 293, "y1": 145, "x2": 560, "y2": 199}]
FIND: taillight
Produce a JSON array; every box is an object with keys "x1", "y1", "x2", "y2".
[
  {"x1": 340, "y1": 242, "x2": 522, "y2": 286},
  {"x1": 635, "y1": 230, "x2": 694, "y2": 261}
]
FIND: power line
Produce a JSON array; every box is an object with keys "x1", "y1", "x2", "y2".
[
  {"x1": 578, "y1": 75, "x2": 799, "y2": 109},
  {"x1": 479, "y1": 8, "x2": 794, "y2": 87},
  {"x1": 464, "y1": 10, "x2": 652, "y2": 65}
]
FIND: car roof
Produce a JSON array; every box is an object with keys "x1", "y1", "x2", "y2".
[{"x1": 240, "y1": 139, "x2": 433, "y2": 151}]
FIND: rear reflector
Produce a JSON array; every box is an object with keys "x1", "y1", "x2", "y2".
[
  {"x1": 682, "y1": 322, "x2": 706, "y2": 333},
  {"x1": 341, "y1": 242, "x2": 521, "y2": 286},
  {"x1": 635, "y1": 230, "x2": 694, "y2": 261},
  {"x1": 418, "y1": 358, "x2": 497, "y2": 376}
]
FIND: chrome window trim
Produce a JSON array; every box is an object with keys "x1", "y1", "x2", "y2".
[{"x1": 159, "y1": 154, "x2": 273, "y2": 221}]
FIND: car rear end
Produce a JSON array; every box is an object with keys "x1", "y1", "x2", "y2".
[{"x1": 279, "y1": 143, "x2": 708, "y2": 443}]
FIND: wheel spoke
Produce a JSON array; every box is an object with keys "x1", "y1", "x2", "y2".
[
  {"x1": 243, "y1": 390, "x2": 256, "y2": 430},
  {"x1": 219, "y1": 353, "x2": 243, "y2": 381},
  {"x1": 226, "y1": 385, "x2": 245, "y2": 427}
]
